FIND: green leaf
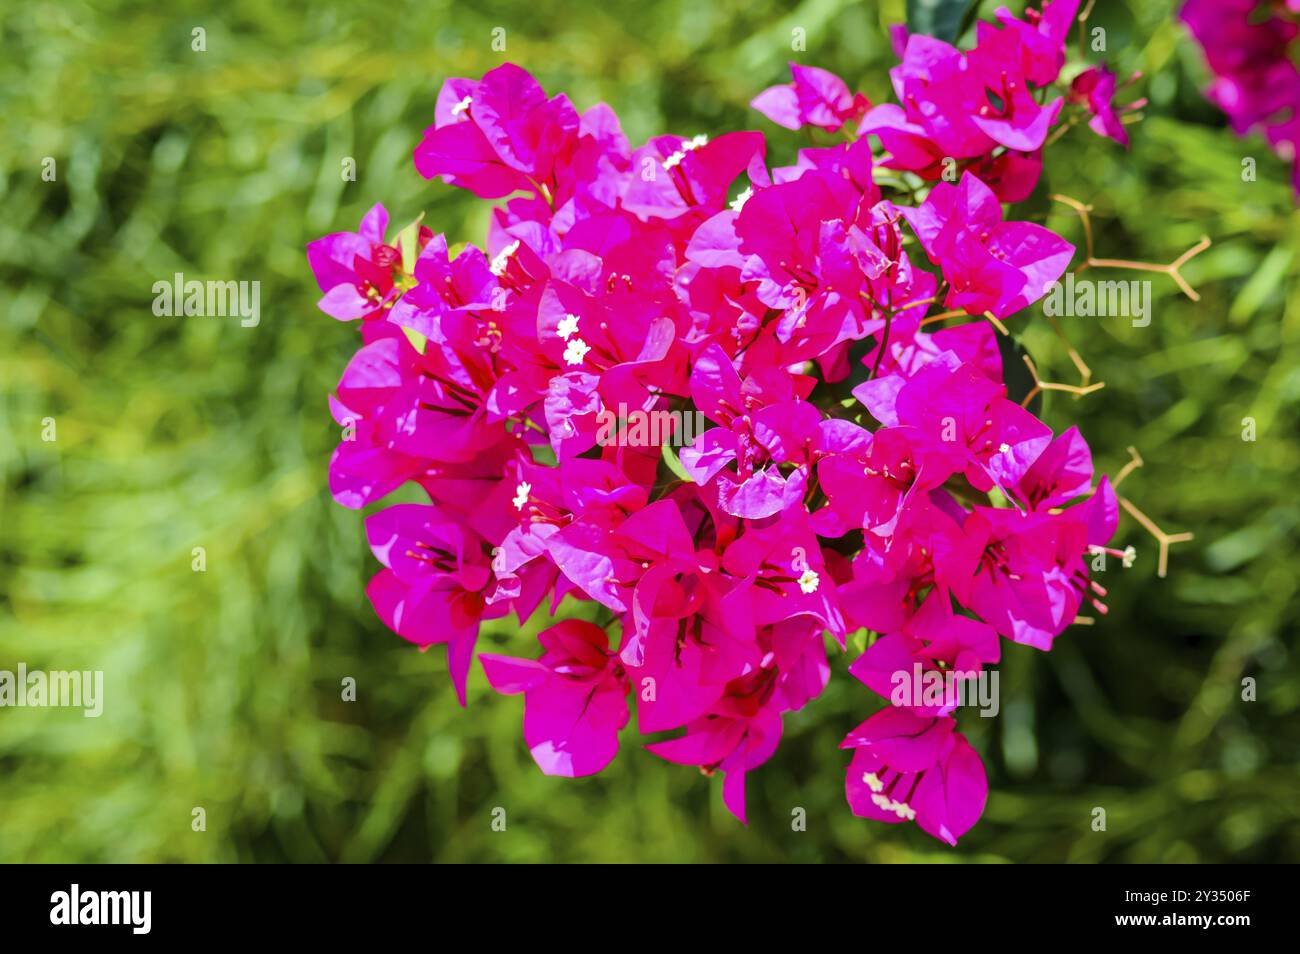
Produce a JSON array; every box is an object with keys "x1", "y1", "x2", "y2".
[
  {"x1": 1229, "y1": 245, "x2": 1293, "y2": 326},
  {"x1": 998, "y1": 333, "x2": 1043, "y2": 418},
  {"x1": 400, "y1": 325, "x2": 427, "y2": 354},
  {"x1": 986, "y1": 486, "x2": 1012, "y2": 509},
  {"x1": 661, "y1": 441, "x2": 693, "y2": 483},
  {"x1": 906, "y1": 0, "x2": 979, "y2": 45},
  {"x1": 395, "y1": 212, "x2": 425, "y2": 274}
]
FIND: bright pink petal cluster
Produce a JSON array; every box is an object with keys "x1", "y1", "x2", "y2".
[
  {"x1": 854, "y1": 0, "x2": 1080, "y2": 201},
  {"x1": 309, "y1": 6, "x2": 1130, "y2": 844},
  {"x1": 1181, "y1": 0, "x2": 1300, "y2": 197}
]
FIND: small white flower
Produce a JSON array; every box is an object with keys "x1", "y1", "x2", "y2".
[
  {"x1": 451, "y1": 95, "x2": 472, "y2": 117},
  {"x1": 798, "y1": 567, "x2": 820, "y2": 594},
  {"x1": 869, "y1": 793, "x2": 916, "y2": 820},
  {"x1": 998, "y1": 442, "x2": 1012, "y2": 454},
  {"x1": 662, "y1": 135, "x2": 708, "y2": 171},
  {"x1": 729, "y1": 186, "x2": 753, "y2": 212},
  {"x1": 556, "y1": 312, "x2": 581, "y2": 340},
  {"x1": 563, "y1": 337, "x2": 591, "y2": 366},
  {"x1": 489, "y1": 240, "x2": 520, "y2": 276},
  {"x1": 1122, "y1": 545, "x2": 1137, "y2": 568},
  {"x1": 512, "y1": 480, "x2": 532, "y2": 511},
  {"x1": 873, "y1": 790, "x2": 915, "y2": 821}
]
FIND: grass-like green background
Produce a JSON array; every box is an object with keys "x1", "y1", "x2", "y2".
[{"x1": 2, "y1": 0, "x2": 1297, "y2": 862}]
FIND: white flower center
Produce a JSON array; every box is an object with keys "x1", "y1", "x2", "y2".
[
  {"x1": 489, "y1": 240, "x2": 520, "y2": 276},
  {"x1": 870, "y1": 792, "x2": 916, "y2": 820},
  {"x1": 512, "y1": 481, "x2": 532, "y2": 511},
  {"x1": 729, "y1": 186, "x2": 753, "y2": 212},
  {"x1": 662, "y1": 134, "x2": 708, "y2": 170},
  {"x1": 556, "y1": 312, "x2": 581, "y2": 340},
  {"x1": 563, "y1": 337, "x2": 591, "y2": 366}
]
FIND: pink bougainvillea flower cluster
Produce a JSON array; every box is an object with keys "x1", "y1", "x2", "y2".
[
  {"x1": 308, "y1": 3, "x2": 1133, "y2": 845},
  {"x1": 1181, "y1": 0, "x2": 1300, "y2": 196},
  {"x1": 757, "y1": 0, "x2": 1137, "y2": 203}
]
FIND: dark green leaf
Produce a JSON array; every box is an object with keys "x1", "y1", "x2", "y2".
[
  {"x1": 999, "y1": 333, "x2": 1043, "y2": 417},
  {"x1": 906, "y1": 0, "x2": 979, "y2": 45}
]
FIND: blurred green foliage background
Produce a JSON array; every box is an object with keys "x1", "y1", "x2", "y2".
[{"x1": 2, "y1": 0, "x2": 1298, "y2": 863}]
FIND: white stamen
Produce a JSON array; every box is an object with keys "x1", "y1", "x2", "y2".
[
  {"x1": 512, "y1": 480, "x2": 532, "y2": 511},
  {"x1": 563, "y1": 337, "x2": 591, "y2": 366},
  {"x1": 556, "y1": 312, "x2": 581, "y2": 340},
  {"x1": 489, "y1": 240, "x2": 520, "y2": 276},
  {"x1": 870, "y1": 792, "x2": 916, "y2": 820},
  {"x1": 662, "y1": 134, "x2": 708, "y2": 170}
]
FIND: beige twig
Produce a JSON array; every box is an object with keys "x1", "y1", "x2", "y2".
[
  {"x1": 1112, "y1": 445, "x2": 1144, "y2": 489},
  {"x1": 1020, "y1": 353, "x2": 1105, "y2": 408},
  {"x1": 1117, "y1": 495, "x2": 1194, "y2": 578},
  {"x1": 1051, "y1": 194, "x2": 1211, "y2": 302}
]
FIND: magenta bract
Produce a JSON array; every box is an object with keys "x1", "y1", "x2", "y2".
[{"x1": 307, "y1": 2, "x2": 1140, "y2": 844}]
